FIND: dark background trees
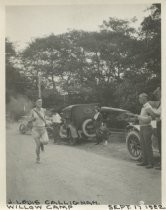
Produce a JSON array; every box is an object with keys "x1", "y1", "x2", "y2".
[{"x1": 6, "y1": 4, "x2": 161, "y2": 115}]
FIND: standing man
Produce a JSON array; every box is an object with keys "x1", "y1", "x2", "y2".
[
  {"x1": 132, "y1": 93, "x2": 154, "y2": 168},
  {"x1": 93, "y1": 106, "x2": 103, "y2": 145},
  {"x1": 146, "y1": 87, "x2": 161, "y2": 169},
  {"x1": 99, "y1": 122, "x2": 110, "y2": 145},
  {"x1": 30, "y1": 98, "x2": 49, "y2": 163}
]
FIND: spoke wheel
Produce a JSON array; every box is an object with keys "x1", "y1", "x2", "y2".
[
  {"x1": 126, "y1": 130, "x2": 142, "y2": 160},
  {"x1": 19, "y1": 124, "x2": 27, "y2": 134}
]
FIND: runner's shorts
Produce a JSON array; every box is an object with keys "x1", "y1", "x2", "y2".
[{"x1": 32, "y1": 127, "x2": 49, "y2": 145}]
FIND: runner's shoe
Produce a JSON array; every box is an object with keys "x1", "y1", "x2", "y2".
[{"x1": 36, "y1": 157, "x2": 40, "y2": 164}]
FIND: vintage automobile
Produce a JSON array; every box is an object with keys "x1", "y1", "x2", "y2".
[
  {"x1": 125, "y1": 101, "x2": 160, "y2": 161},
  {"x1": 60, "y1": 102, "x2": 160, "y2": 161},
  {"x1": 59, "y1": 104, "x2": 96, "y2": 144},
  {"x1": 126, "y1": 121, "x2": 159, "y2": 161},
  {"x1": 59, "y1": 103, "x2": 132, "y2": 145}
]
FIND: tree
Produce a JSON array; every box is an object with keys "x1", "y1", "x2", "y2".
[
  {"x1": 6, "y1": 39, "x2": 25, "y2": 101},
  {"x1": 140, "y1": 4, "x2": 161, "y2": 77},
  {"x1": 10, "y1": 4, "x2": 161, "y2": 112}
]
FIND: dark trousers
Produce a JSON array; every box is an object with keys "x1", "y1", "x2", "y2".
[
  {"x1": 140, "y1": 125, "x2": 153, "y2": 165},
  {"x1": 157, "y1": 120, "x2": 161, "y2": 159},
  {"x1": 95, "y1": 129, "x2": 102, "y2": 144},
  {"x1": 53, "y1": 123, "x2": 61, "y2": 143}
]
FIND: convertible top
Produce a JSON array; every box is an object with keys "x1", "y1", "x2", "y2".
[
  {"x1": 62, "y1": 103, "x2": 99, "y2": 112},
  {"x1": 101, "y1": 106, "x2": 128, "y2": 112},
  {"x1": 62, "y1": 104, "x2": 129, "y2": 113}
]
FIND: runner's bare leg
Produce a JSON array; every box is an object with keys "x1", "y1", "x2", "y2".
[{"x1": 35, "y1": 138, "x2": 41, "y2": 163}]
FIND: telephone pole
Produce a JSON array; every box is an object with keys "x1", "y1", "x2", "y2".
[{"x1": 38, "y1": 74, "x2": 42, "y2": 98}]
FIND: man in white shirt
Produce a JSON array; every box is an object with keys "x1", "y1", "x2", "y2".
[
  {"x1": 30, "y1": 99, "x2": 49, "y2": 163},
  {"x1": 146, "y1": 87, "x2": 161, "y2": 169},
  {"x1": 132, "y1": 93, "x2": 154, "y2": 168}
]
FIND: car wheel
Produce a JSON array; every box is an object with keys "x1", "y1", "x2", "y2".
[
  {"x1": 82, "y1": 119, "x2": 96, "y2": 138},
  {"x1": 68, "y1": 129, "x2": 78, "y2": 145},
  {"x1": 19, "y1": 124, "x2": 26, "y2": 134},
  {"x1": 126, "y1": 130, "x2": 142, "y2": 161}
]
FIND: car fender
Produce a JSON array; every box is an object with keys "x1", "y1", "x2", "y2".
[
  {"x1": 126, "y1": 121, "x2": 157, "y2": 139},
  {"x1": 126, "y1": 124, "x2": 140, "y2": 132},
  {"x1": 126, "y1": 120, "x2": 156, "y2": 132}
]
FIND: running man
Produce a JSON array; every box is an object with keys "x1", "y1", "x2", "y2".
[{"x1": 30, "y1": 98, "x2": 49, "y2": 163}]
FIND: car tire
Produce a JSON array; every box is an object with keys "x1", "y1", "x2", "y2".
[
  {"x1": 126, "y1": 130, "x2": 142, "y2": 161},
  {"x1": 19, "y1": 123, "x2": 26, "y2": 134},
  {"x1": 82, "y1": 119, "x2": 96, "y2": 138}
]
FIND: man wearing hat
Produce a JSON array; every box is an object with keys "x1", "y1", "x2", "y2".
[
  {"x1": 30, "y1": 98, "x2": 49, "y2": 163},
  {"x1": 130, "y1": 93, "x2": 154, "y2": 168}
]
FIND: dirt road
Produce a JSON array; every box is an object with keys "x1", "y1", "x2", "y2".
[{"x1": 6, "y1": 124, "x2": 161, "y2": 204}]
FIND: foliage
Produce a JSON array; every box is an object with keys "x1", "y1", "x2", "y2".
[
  {"x1": 140, "y1": 4, "x2": 161, "y2": 76},
  {"x1": 6, "y1": 39, "x2": 27, "y2": 102},
  {"x1": 6, "y1": 4, "x2": 161, "y2": 114}
]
